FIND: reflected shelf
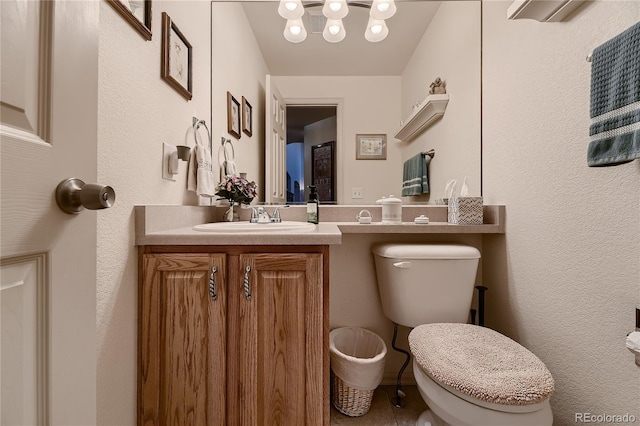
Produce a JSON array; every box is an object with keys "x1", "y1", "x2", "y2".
[{"x1": 394, "y1": 94, "x2": 449, "y2": 142}]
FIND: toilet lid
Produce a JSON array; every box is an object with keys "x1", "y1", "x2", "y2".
[{"x1": 409, "y1": 323, "x2": 554, "y2": 407}]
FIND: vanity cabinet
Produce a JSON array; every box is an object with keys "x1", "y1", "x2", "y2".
[
  {"x1": 138, "y1": 246, "x2": 329, "y2": 426},
  {"x1": 139, "y1": 253, "x2": 227, "y2": 425}
]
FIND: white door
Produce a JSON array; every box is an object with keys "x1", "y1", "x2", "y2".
[
  {"x1": 0, "y1": 1, "x2": 99, "y2": 424},
  {"x1": 265, "y1": 75, "x2": 287, "y2": 204}
]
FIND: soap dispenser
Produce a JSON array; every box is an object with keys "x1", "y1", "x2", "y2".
[{"x1": 307, "y1": 185, "x2": 319, "y2": 224}]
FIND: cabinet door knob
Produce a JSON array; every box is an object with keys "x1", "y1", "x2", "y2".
[
  {"x1": 243, "y1": 265, "x2": 252, "y2": 301},
  {"x1": 209, "y1": 266, "x2": 218, "y2": 301}
]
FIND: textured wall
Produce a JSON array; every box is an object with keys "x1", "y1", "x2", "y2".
[
  {"x1": 482, "y1": 2, "x2": 640, "y2": 424},
  {"x1": 97, "y1": 2, "x2": 211, "y2": 424}
]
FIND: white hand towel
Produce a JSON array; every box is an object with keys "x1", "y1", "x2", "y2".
[
  {"x1": 225, "y1": 159, "x2": 238, "y2": 176},
  {"x1": 187, "y1": 147, "x2": 197, "y2": 192},
  {"x1": 187, "y1": 144, "x2": 216, "y2": 197}
]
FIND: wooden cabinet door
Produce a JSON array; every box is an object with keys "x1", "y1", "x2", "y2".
[
  {"x1": 227, "y1": 253, "x2": 324, "y2": 426},
  {"x1": 139, "y1": 254, "x2": 227, "y2": 426}
]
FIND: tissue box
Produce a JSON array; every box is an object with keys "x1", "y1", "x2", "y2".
[{"x1": 448, "y1": 197, "x2": 483, "y2": 225}]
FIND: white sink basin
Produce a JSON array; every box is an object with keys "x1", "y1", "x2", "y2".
[{"x1": 193, "y1": 221, "x2": 316, "y2": 233}]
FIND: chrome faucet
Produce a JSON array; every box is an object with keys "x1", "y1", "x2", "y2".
[
  {"x1": 250, "y1": 205, "x2": 290, "y2": 223},
  {"x1": 250, "y1": 207, "x2": 269, "y2": 223},
  {"x1": 271, "y1": 205, "x2": 289, "y2": 223}
]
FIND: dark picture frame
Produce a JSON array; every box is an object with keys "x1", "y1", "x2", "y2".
[
  {"x1": 356, "y1": 134, "x2": 387, "y2": 160},
  {"x1": 227, "y1": 92, "x2": 241, "y2": 139},
  {"x1": 161, "y1": 12, "x2": 192, "y2": 101},
  {"x1": 107, "y1": 0, "x2": 152, "y2": 41},
  {"x1": 311, "y1": 141, "x2": 335, "y2": 202},
  {"x1": 242, "y1": 96, "x2": 253, "y2": 137}
]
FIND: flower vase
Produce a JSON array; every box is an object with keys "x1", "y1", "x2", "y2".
[{"x1": 224, "y1": 202, "x2": 240, "y2": 222}]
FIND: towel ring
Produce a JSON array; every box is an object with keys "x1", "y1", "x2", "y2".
[
  {"x1": 193, "y1": 118, "x2": 212, "y2": 152},
  {"x1": 221, "y1": 137, "x2": 235, "y2": 162}
]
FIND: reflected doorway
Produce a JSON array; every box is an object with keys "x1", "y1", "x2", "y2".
[{"x1": 286, "y1": 105, "x2": 337, "y2": 203}]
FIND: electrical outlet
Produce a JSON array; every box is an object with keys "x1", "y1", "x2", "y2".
[{"x1": 351, "y1": 188, "x2": 363, "y2": 199}]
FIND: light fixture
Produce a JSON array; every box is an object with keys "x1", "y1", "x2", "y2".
[
  {"x1": 364, "y1": 17, "x2": 388, "y2": 42},
  {"x1": 369, "y1": 0, "x2": 396, "y2": 20},
  {"x1": 278, "y1": 0, "x2": 304, "y2": 19},
  {"x1": 284, "y1": 18, "x2": 307, "y2": 43},
  {"x1": 322, "y1": 0, "x2": 349, "y2": 20},
  {"x1": 323, "y1": 18, "x2": 346, "y2": 43},
  {"x1": 278, "y1": 0, "x2": 394, "y2": 43}
]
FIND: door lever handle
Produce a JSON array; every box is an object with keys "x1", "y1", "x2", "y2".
[{"x1": 55, "y1": 178, "x2": 115, "y2": 214}]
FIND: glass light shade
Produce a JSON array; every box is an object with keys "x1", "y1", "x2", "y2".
[
  {"x1": 322, "y1": 18, "x2": 346, "y2": 43},
  {"x1": 278, "y1": 0, "x2": 304, "y2": 19},
  {"x1": 364, "y1": 18, "x2": 388, "y2": 42},
  {"x1": 370, "y1": 0, "x2": 396, "y2": 20},
  {"x1": 322, "y1": 0, "x2": 348, "y2": 20},
  {"x1": 284, "y1": 19, "x2": 307, "y2": 43}
]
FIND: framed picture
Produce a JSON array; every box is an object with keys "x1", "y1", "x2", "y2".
[
  {"x1": 242, "y1": 96, "x2": 253, "y2": 137},
  {"x1": 161, "y1": 12, "x2": 192, "y2": 101},
  {"x1": 356, "y1": 134, "x2": 387, "y2": 160},
  {"x1": 227, "y1": 92, "x2": 241, "y2": 139},
  {"x1": 107, "y1": 0, "x2": 152, "y2": 41},
  {"x1": 311, "y1": 141, "x2": 335, "y2": 202}
]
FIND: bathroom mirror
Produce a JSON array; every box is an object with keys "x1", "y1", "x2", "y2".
[{"x1": 211, "y1": 1, "x2": 481, "y2": 204}]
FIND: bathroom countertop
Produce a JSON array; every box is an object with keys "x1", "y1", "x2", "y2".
[
  {"x1": 334, "y1": 221, "x2": 503, "y2": 234},
  {"x1": 136, "y1": 222, "x2": 343, "y2": 246},
  {"x1": 135, "y1": 205, "x2": 505, "y2": 246}
]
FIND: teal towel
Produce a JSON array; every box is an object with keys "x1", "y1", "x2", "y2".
[
  {"x1": 402, "y1": 153, "x2": 430, "y2": 196},
  {"x1": 588, "y1": 21, "x2": 640, "y2": 167}
]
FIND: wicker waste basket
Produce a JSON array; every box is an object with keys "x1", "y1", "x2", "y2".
[{"x1": 329, "y1": 327, "x2": 387, "y2": 417}]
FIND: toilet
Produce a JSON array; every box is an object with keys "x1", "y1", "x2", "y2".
[{"x1": 372, "y1": 244, "x2": 554, "y2": 426}]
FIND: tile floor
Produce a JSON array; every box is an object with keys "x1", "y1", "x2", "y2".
[{"x1": 330, "y1": 385, "x2": 427, "y2": 426}]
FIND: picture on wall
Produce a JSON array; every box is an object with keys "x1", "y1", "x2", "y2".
[
  {"x1": 242, "y1": 96, "x2": 253, "y2": 137},
  {"x1": 161, "y1": 12, "x2": 192, "y2": 100},
  {"x1": 107, "y1": 0, "x2": 152, "y2": 41},
  {"x1": 227, "y1": 92, "x2": 241, "y2": 139},
  {"x1": 356, "y1": 134, "x2": 387, "y2": 160}
]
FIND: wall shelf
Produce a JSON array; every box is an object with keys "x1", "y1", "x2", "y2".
[
  {"x1": 507, "y1": 0, "x2": 584, "y2": 22},
  {"x1": 394, "y1": 94, "x2": 449, "y2": 142}
]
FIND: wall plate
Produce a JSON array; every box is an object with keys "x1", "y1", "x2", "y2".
[{"x1": 162, "y1": 143, "x2": 177, "y2": 181}]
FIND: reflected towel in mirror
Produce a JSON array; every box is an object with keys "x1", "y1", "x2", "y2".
[{"x1": 402, "y1": 152, "x2": 430, "y2": 196}]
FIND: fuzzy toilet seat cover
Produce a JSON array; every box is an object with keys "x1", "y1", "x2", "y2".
[{"x1": 409, "y1": 323, "x2": 554, "y2": 406}]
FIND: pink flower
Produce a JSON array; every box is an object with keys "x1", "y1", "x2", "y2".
[{"x1": 215, "y1": 175, "x2": 258, "y2": 205}]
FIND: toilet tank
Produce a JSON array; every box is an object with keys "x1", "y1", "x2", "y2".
[{"x1": 372, "y1": 244, "x2": 480, "y2": 328}]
